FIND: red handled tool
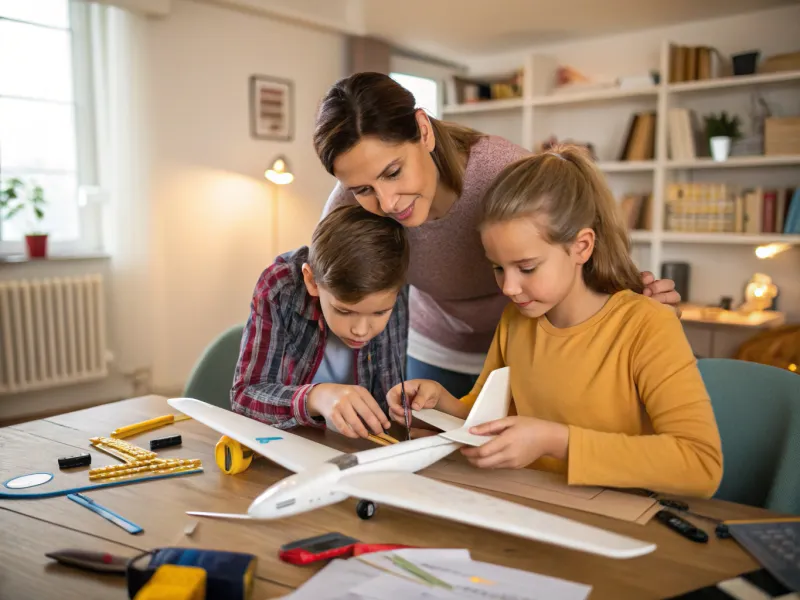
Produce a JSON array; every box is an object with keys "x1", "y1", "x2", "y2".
[{"x1": 278, "y1": 532, "x2": 411, "y2": 565}]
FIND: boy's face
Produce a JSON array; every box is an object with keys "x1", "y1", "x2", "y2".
[{"x1": 302, "y1": 264, "x2": 398, "y2": 349}]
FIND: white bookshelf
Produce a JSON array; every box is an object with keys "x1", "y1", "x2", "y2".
[
  {"x1": 666, "y1": 155, "x2": 800, "y2": 169},
  {"x1": 668, "y1": 69, "x2": 800, "y2": 93},
  {"x1": 442, "y1": 40, "x2": 800, "y2": 275}
]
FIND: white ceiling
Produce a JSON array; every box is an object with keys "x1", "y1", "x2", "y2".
[{"x1": 361, "y1": 0, "x2": 798, "y2": 61}]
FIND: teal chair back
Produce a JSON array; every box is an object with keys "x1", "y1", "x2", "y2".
[
  {"x1": 698, "y1": 358, "x2": 800, "y2": 515},
  {"x1": 182, "y1": 324, "x2": 245, "y2": 410}
]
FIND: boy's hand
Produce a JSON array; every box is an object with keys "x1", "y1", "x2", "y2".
[
  {"x1": 386, "y1": 379, "x2": 446, "y2": 425},
  {"x1": 461, "y1": 416, "x2": 569, "y2": 469},
  {"x1": 641, "y1": 271, "x2": 681, "y2": 315},
  {"x1": 307, "y1": 384, "x2": 390, "y2": 439}
]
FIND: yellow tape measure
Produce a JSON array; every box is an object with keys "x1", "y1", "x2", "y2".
[{"x1": 214, "y1": 436, "x2": 254, "y2": 475}]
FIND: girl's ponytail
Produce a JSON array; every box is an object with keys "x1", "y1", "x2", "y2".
[{"x1": 480, "y1": 145, "x2": 644, "y2": 295}]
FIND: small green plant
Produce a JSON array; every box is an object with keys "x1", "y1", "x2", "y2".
[
  {"x1": 704, "y1": 111, "x2": 742, "y2": 141},
  {"x1": 0, "y1": 177, "x2": 47, "y2": 235}
]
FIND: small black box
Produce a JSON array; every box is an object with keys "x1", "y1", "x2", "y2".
[
  {"x1": 58, "y1": 453, "x2": 92, "y2": 469},
  {"x1": 150, "y1": 434, "x2": 182, "y2": 450}
]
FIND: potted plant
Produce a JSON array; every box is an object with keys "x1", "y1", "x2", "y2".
[
  {"x1": 704, "y1": 111, "x2": 742, "y2": 162},
  {"x1": 0, "y1": 177, "x2": 48, "y2": 258}
]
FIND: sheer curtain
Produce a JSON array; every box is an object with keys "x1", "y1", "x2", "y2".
[{"x1": 78, "y1": 1, "x2": 155, "y2": 384}]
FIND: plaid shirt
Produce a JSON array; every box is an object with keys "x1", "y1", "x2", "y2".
[{"x1": 231, "y1": 247, "x2": 409, "y2": 430}]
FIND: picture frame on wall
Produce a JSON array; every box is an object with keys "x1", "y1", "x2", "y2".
[{"x1": 249, "y1": 75, "x2": 293, "y2": 141}]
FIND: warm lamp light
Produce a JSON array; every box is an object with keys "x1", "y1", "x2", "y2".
[
  {"x1": 740, "y1": 273, "x2": 778, "y2": 313},
  {"x1": 755, "y1": 242, "x2": 790, "y2": 259},
  {"x1": 265, "y1": 156, "x2": 294, "y2": 185}
]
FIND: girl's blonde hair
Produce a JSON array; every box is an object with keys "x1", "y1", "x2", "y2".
[{"x1": 479, "y1": 144, "x2": 644, "y2": 295}]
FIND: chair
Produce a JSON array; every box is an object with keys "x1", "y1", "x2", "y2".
[
  {"x1": 182, "y1": 324, "x2": 245, "y2": 410},
  {"x1": 698, "y1": 358, "x2": 800, "y2": 515}
]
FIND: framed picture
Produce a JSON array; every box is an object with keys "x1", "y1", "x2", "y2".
[{"x1": 249, "y1": 75, "x2": 293, "y2": 141}]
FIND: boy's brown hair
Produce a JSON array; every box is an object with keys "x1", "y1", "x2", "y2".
[
  {"x1": 479, "y1": 144, "x2": 644, "y2": 295},
  {"x1": 308, "y1": 205, "x2": 409, "y2": 303}
]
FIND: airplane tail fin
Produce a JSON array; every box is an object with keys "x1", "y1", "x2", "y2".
[{"x1": 463, "y1": 367, "x2": 511, "y2": 428}]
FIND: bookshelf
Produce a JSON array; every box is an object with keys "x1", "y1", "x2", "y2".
[{"x1": 441, "y1": 40, "x2": 800, "y2": 275}]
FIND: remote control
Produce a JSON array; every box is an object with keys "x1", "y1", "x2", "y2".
[{"x1": 656, "y1": 509, "x2": 709, "y2": 543}]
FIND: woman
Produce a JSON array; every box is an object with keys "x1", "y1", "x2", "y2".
[{"x1": 314, "y1": 72, "x2": 679, "y2": 397}]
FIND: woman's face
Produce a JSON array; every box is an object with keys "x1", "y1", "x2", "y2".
[{"x1": 332, "y1": 111, "x2": 438, "y2": 228}]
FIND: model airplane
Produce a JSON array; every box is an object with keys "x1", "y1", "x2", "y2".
[{"x1": 168, "y1": 367, "x2": 657, "y2": 559}]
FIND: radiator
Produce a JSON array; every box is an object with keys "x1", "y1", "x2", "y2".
[{"x1": 0, "y1": 274, "x2": 108, "y2": 394}]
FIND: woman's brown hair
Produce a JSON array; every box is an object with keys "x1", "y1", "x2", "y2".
[
  {"x1": 479, "y1": 145, "x2": 644, "y2": 295},
  {"x1": 309, "y1": 205, "x2": 410, "y2": 303},
  {"x1": 313, "y1": 72, "x2": 482, "y2": 196}
]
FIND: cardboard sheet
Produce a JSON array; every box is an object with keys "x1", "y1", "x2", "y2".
[{"x1": 421, "y1": 459, "x2": 659, "y2": 525}]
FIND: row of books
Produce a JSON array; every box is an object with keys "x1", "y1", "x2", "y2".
[
  {"x1": 446, "y1": 71, "x2": 523, "y2": 105},
  {"x1": 669, "y1": 45, "x2": 724, "y2": 83},
  {"x1": 667, "y1": 108, "x2": 704, "y2": 161},
  {"x1": 665, "y1": 184, "x2": 800, "y2": 234},
  {"x1": 618, "y1": 112, "x2": 656, "y2": 161}
]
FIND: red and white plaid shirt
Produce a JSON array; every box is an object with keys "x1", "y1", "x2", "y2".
[{"x1": 231, "y1": 247, "x2": 409, "y2": 429}]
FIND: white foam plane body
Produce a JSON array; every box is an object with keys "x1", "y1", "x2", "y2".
[{"x1": 168, "y1": 367, "x2": 656, "y2": 559}]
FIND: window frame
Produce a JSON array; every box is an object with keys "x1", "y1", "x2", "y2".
[{"x1": 0, "y1": 0, "x2": 100, "y2": 256}]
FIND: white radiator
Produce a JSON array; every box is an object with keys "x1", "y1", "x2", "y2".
[{"x1": 0, "y1": 274, "x2": 108, "y2": 394}]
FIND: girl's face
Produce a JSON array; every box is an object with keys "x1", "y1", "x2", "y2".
[
  {"x1": 480, "y1": 217, "x2": 590, "y2": 319},
  {"x1": 332, "y1": 112, "x2": 438, "y2": 228}
]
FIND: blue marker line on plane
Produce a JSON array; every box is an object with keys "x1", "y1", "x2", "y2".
[{"x1": 256, "y1": 437, "x2": 282, "y2": 444}]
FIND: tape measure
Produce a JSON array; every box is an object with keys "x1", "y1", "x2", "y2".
[{"x1": 214, "y1": 436, "x2": 254, "y2": 475}]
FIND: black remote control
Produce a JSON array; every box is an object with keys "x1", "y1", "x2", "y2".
[{"x1": 656, "y1": 509, "x2": 708, "y2": 543}]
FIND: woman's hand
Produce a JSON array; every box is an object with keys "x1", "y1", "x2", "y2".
[
  {"x1": 306, "y1": 384, "x2": 390, "y2": 439},
  {"x1": 641, "y1": 271, "x2": 682, "y2": 315},
  {"x1": 461, "y1": 416, "x2": 569, "y2": 469},
  {"x1": 386, "y1": 379, "x2": 448, "y2": 425}
]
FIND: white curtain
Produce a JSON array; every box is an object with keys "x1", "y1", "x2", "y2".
[{"x1": 77, "y1": 1, "x2": 155, "y2": 383}]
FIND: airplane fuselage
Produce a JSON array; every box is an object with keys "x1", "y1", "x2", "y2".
[{"x1": 247, "y1": 434, "x2": 462, "y2": 519}]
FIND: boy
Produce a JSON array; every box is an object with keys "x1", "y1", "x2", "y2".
[{"x1": 231, "y1": 205, "x2": 408, "y2": 438}]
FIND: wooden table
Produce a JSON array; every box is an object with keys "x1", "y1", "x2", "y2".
[
  {"x1": 679, "y1": 303, "x2": 786, "y2": 358},
  {"x1": 0, "y1": 395, "x2": 772, "y2": 599}
]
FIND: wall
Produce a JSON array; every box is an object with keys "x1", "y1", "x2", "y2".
[
  {"x1": 147, "y1": 0, "x2": 344, "y2": 391},
  {"x1": 459, "y1": 4, "x2": 800, "y2": 321},
  {"x1": 0, "y1": 0, "x2": 344, "y2": 422}
]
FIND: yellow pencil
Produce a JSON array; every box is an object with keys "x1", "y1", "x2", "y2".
[{"x1": 110, "y1": 414, "x2": 191, "y2": 439}]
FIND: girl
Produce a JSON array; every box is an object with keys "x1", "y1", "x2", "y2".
[
  {"x1": 387, "y1": 145, "x2": 723, "y2": 498},
  {"x1": 314, "y1": 72, "x2": 681, "y2": 399}
]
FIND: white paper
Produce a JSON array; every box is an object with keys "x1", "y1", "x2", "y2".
[
  {"x1": 349, "y1": 573, "x2": 450, "y2": 599},
  {"x1": 358, "y1": 549, "x2": 591, "y2": 600},
  {"x1": 283, "y1": 549, "x2": 591, "y2": 600},
  {"x1": 280, "y1": 559, "x2": 380, "y2": 600}
]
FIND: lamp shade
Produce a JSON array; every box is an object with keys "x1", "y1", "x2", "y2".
[{"x1": 265, "y1": 156, "x2": 294, "y2": 185}]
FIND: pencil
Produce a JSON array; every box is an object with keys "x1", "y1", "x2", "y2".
[
  {"x1": 367, "y1": 434, "x2": 392, "y2": 446},
  {"x1": 110, "y1": 414, "x2": 191, "y2": 439}
]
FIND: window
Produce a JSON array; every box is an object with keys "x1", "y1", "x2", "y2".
[
  {"x1": 0, "y1": 0, "x2": 89, "y2": 250},
  {"x1": 390, "y1": 72, "x2": 439, "y2": 118}
]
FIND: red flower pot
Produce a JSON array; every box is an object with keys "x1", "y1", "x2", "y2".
[{"x1": 25, "y1": 234, "x2": 48, "y2": 259}]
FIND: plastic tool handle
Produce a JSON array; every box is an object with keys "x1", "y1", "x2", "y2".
[
  {"x1": 67, "y1": 493, "x2": 144, "y2": 535},
  {"x1": 655, "y1": 509, "x2": 708, "y2": 543}
]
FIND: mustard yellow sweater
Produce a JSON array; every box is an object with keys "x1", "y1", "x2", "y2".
[{"x1": 461, "y1": 290, "x2": 723, "y2": 498}]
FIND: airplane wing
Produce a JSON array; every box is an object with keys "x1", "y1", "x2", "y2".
[
  {"x1": 333, "y1": 471, "x2": 656, "y2": 560},
  {"x1": 411, "y1": 408, "x2": 465, "y2": 431},
  {"x1": 168, "y1": 398, "x2": 342, "y2": 473}
]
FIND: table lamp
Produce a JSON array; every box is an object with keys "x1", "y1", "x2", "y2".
[
  {"x1": 740, "y1": 273, "x2": 778, "y2": 313},
  {"x1": 754, "y1": 242, "x2": 790, "y2": 259},
  {"x1": 264, "y1": 156, "x2": 294, "y2": 256}
]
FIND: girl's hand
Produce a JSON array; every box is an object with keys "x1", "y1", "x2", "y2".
[
  {"x1": 641, "y1": 271, "x2": 682, "y2": 315},
  {"x1": 461, "y1": 416, "x2": 569, "y2": 469},
  {"x1": 307, "y1": 384, "x2": 390, "y2": 439},
  {"x1": 386, "y1": 379, "x2": 446, "y2": 425}
]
